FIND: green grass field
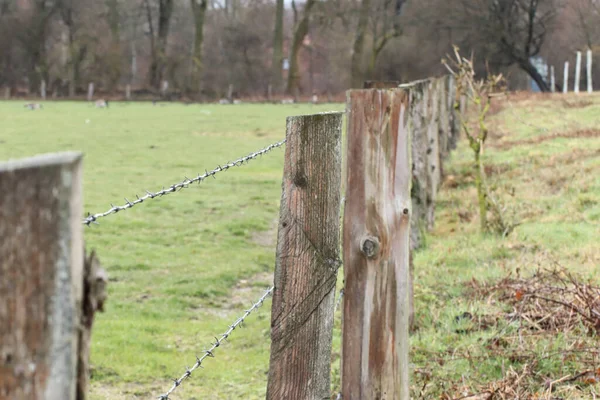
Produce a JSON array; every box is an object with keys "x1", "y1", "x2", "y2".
[{"x1": 1, "y1": 94, "x2": 599, "y2": 399}]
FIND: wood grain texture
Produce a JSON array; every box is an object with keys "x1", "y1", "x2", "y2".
[
  {"x1": 343, "y1": 89, "x2": 411, "y2": 400},
  {"x1": 437, "y1": 78, "x2": 451, "y2": 162},
  {"x1": 447, "y1": 75, "x2": 460, "y2": 152},
  {"x1": 425, "y1": 80, "x2": 441, "y2": 229},
  {"x1": 267, "y1": 112, "x2": 343, "y2": 400},
  {"x1": 0, "y1": 152, "x2": 83, "y2": 400}
]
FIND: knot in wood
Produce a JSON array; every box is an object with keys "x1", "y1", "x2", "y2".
[{"x1": 360, "y1": 236, "x2": 380, "y2": 259}]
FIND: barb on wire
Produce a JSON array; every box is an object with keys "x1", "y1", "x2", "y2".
[
  {"x1": 157, "y1": 286, "x2": 274, "y2": 400},
  {"x1": 83, "y1": 139, "x2": 286, "y2": 226}
]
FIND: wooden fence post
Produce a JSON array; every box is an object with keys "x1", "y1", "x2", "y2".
[
  {"x1": 4, "y1": 87, "x2": 10, "y2": 100},
  {"x1": 267, "y1": 112, "x2": 343, "y2": 399},
  {"x1": 342, "y1": 89, "x2": 411, "y2": 400},
  {"x1": 87, "y1": 83, "x2": 94, "y2": 101},
  {"x1": 227, "y1": 84, "x2": 233, "y2": 103},
  {"x1": 125, "y1": 84, "x2": 131, "y2": 100},
  {"x1": 437, "y1": 78, "x2": 451, "y2": 162},
  {"x1": 575, "y1": 51, "x2": 582, "y2": 94},
  {"x1": 41, "y1": 80, "x2": 46, "y2": 100},
  {"x1": 550, "y1": 65, "x2": 556, "y2": 93},
  {"x1": 447, "y1": 75, "x2": 460, "y2": 151},
  {"x1": 267, "y1": 84, "x2": 273, "y2": 102},
  {"x1": 0, "y1": 152, "x2": 83, "y2": 400},
  {"x1": 564, "y1": 61, "x2": 569, "y2": 93},
  {"x1": 161, "y1": 80, "x2": 169, "y2": 97},
  {"x1": 587, "y1": 49, "x2": 593, "y2": 93}
]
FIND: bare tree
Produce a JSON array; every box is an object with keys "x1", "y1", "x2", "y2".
[
  {"x1": 145, "y1": 0, "x2": 174, "y2": 89},
  {"x1": 459, "y1": 0, "x2": 560, "y2": 92},
  {"x1": 287, "y1": 0, "x2": 317, "y2": 94},
  {"x1": 271, "y1": 0, "x2": 284, "y2": 91},
  {"x1": 189, "y1": 0, "x2": 208, "y2": 94},
  {"x1": 350, "y1": 0, "x2": 406, "y2": 87}
]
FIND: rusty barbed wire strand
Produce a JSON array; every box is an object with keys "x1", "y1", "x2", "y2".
[
  {"x1": 157, "y1": 286, "x2": 274, "y2": 399},
  {"x1": 83, "y1": 139, "x2": 286, "y2": 226}
]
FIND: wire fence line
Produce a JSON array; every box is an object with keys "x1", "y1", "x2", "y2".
[
  {"x1": 83, "y1": 139, "x2": 286, "y2": 226},
  {"x1": 158, "y1": 286, "x2": 274, "y2": 400}
]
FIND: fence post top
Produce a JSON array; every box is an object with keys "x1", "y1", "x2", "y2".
[{"x1": 0, "y1": 152, "x2": 82, "y2": 172}]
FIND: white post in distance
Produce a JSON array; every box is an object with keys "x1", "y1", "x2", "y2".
[
  {"x1": 587, "y1": 49, "x2": 593, "y2": 93},
  {"x1": 563, "y1": 62, "x2": 569, "y2": 93},
  {"x1": 575, "y1": 51, "x2": 582, "y2": 94},
  {"x1": 550, "y1": 66, "x2": 555, "y2": 93}
]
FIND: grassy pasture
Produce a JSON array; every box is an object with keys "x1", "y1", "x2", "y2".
[{"x1": 0, "y1": 93, "x2": 599, "y2": 399}]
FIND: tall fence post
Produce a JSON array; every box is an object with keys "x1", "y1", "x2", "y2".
[
  {"x1": 4, "y1": 87, "x2": 10, "y2": 99},
  {"x1": 564, "y1": 62, "x2": 569, "y2": 93},
  {"x1": 267, "y1": 112, "x2": 343, "y2": 399},
  {"x1": 587, "y1": 49, "x2": 593, "y2": 93},
  {"x1": 41, "y1": 80, "x2": 46, "y2": 100},
  {"x1": 575, "y1": 51, "x2": 582, "y2": 94},
  {"x1": 342, "y1": 88, "x2": 411, "y2": 399},
  {"x1": 87, "y1": 83, "x2": 94, "y2": 101},
  {"x1": 0, "y1": 152, "x2": 83, "y2": 400},
  {"x1": 550, "y1": 65, "x2": 555, "y2": 93},
  {"x1": 267, "y1": 83, "x2": 273, "y2": 102},
  {"x1": 125, "y1": 84, "x2": 131, "y2": 100}
]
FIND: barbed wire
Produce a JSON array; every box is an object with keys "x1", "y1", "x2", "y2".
[
  {"x1": 157, "y1": 286, "x2": 274, "y2": 399},
  {"x1": 83, "y1": 139, "x2": 286, "y2": 226}
]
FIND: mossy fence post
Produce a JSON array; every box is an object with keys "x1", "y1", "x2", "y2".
[{"x1": 266, "y1": 112, "x2": 343, "y2": 399}]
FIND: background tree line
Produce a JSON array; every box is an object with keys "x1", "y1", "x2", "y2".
[{"x1": 0, "y1": 0, "x2": 597, "y2": 99}]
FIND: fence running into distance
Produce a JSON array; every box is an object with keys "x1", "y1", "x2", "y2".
[{"x1": 0, "y1": 75, "x2": 464, "y2": 400}]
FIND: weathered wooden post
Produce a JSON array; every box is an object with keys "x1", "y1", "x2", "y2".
[
  {"x1": 437, "y1": 77, "x2": 451, "y2": 162},
  {"x1": 4, "y1": 87, "x2": 10, "y2": 100},
  {"x1": 447, "y1": 74, "x2": 460, "y2": 151},
  {"x1": 0, "y1": 152, "x2": 83, "y2": 400},
  {"x1": 267, "y1": 84, "x2": 273, "y2": 103},
  {"x1": 87, "y1": 83, "x2": 94, "y2": 101},
  {"x1": 550, "y1": 65, "x2": 555, "y2": 93},
  {"x1": 564, "y1": 61, "x2": 569, "y2": 93},
  {"x1": 125, "y1": 84, "x2": 131, "y2": 100},
  {"x1": 575, "y1": 51, "x2": 582, "y2": 94},
  {"x1": 40, "y1": 80, "x2": 46, "y2": 100},
  {"x1": 227, "y1": 84, "x2": 233, "y2": 103},
  {"x1": 587, "y1": 49, "x2": 593, "y2": 93},
  {"x1": 267, "y1": 112, "x2": 343, "y2": 399},
  {"x1": 342, "y1": 88, "x2": 411, "y2": 399},
  {"x1": 161, "y1": 80, "x2": 169, "y2": 97}
]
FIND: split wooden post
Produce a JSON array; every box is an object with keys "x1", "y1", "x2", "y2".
[
  {"x1": 87, "y1": 83, "x2": 94, "y2": 101},
  {"x1": 342, "y1": 89, "x2": 411, "y2": 400},
  {"x1": 267, "y1": 84, "x2": 273, "y2": 102},
  {"x1": 575, "y1": 51, "x2": 582, "y2": 93},
  {"x1": 161, "y1": 80, "x2": 169, "y2": 97},
  {"x1": 550, "y1": 66, "x2": 555, "y2": 93},
  {"x1": 125, "y1": 84, "x2": 131, "y2": 100},
  {"x1": 587, "y1": 49, "x2": 593, "y2": 93},
  {"x1": 4, "y1": 87, "x2": 10, "y2": 99},
  {"x1": 267, "y1": 112, "x2": 343, "y2": 400},
  {"x1": 0, "y1": 152, "x2": 83, "y2": 400},
  {"x1": 564, "y1": 62, "x2": 569, "y2": 93},
  {"x1": 40, "y1": 80, "x2": 46, "y2": 100}
]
